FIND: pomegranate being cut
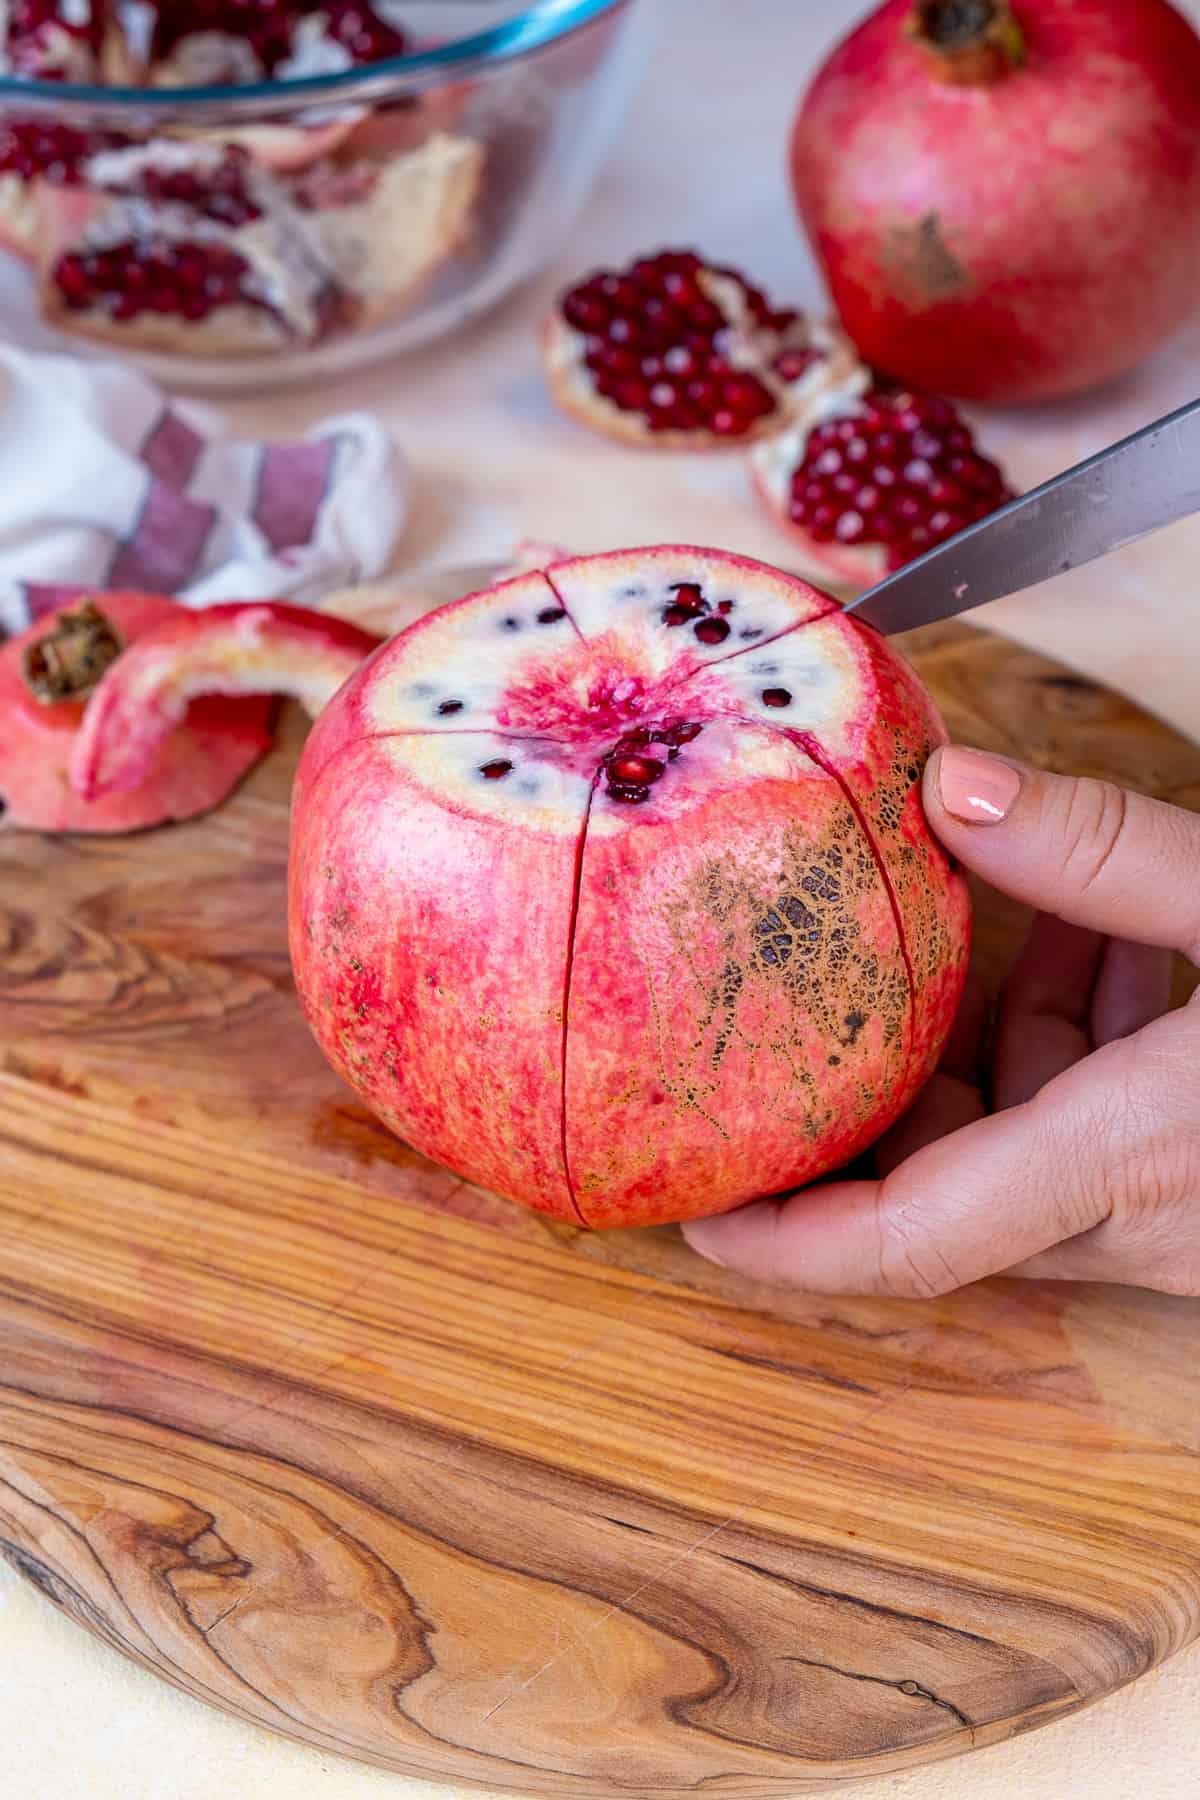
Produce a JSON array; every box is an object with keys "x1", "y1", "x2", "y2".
[
  {"x1": 544, "y1": 249, "x2": 866, "y2": 448},
  {"x1": 791, "y1": 0, "x2": 1200, "y2": 403},
  {"x1": 0, "y1": 593, "x2": 278, "y2": 834},
  {"x1": 751, "y1": 384, "x2": 1013, "y2": 587},
  {"x1": 78, "y1": 548, "x2": 968, "y2": 1228}
]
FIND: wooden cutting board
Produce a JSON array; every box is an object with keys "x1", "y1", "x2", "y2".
[{"x1": 1, "y1": 620, "x2": 1198, "y2": 1797}]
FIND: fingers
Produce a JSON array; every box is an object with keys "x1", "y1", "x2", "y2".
[
  {"x1": 683, "y1": 1009, "x2": 1196, "y2": 1297},
  {"x1": 994, "y1": 918, "x2": 1174, "y2": 1109},
  {"x1": 924, "y1": 748, "x2": 1200, "y2": 962},
  {"x1": 993, "y1": 915, "x2": 1104, "y2": 1108}
]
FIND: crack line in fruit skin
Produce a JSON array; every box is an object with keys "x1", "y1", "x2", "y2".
[
  {"x1": 783, "y1": 725, "x2": 919, "y2": 1117},
  {"x1": 558, "y1": 775, "x2": 597, "y2": 1227},
  {"x1": 541, "y1": 568, "x2": 587, "y2": 645}
]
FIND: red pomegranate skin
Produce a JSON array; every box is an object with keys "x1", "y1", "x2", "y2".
[
  {"x1": 0, "y1": 592, "x2": 273, "y2": 833},
  {"x1": 791, "y1": 0, "x2": 1200, "y2": 403},
  {"x1": 289, "y1": 547, "x2": 970, "y2": 1229}
]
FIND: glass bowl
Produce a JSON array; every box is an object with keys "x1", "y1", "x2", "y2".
[{"x1": 0, "y1": 0, "x2": 643, "y2": 389}]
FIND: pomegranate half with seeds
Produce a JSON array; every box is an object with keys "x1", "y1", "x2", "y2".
[
  {"x1": 544, "y1": 249, "x2": 865, "y2": 449},
  {"x1": 282, "y1": 546, "x2": 969, "y2": 1228},
  {"x1": 751, "y1": 385, "x2": 1013, "y2": 586}
]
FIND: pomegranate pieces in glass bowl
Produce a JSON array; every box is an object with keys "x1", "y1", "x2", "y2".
[
  {"x1": 0, "y1": 0, "x2": 642, "y2": 387},
  {"x1": 542, "y1": 246, "x2": 1016, "y2": 588}
]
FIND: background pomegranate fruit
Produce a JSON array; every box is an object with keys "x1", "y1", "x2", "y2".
[
  {"x1": 791, "y1": 0, "x2": 1200, "y2": 403},
  {"x1": 288, "y1": 546, "x2": 970, "y2": 1229}
]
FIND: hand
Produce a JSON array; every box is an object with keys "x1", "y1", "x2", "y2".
[{"x1": 683, "y1": 747, "x2": 1200, "y2": 1297}]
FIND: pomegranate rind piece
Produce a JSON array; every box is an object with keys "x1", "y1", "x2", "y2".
[
  {"x1": 289, "y1": 544, "x2": 970, "y2": 1229},
  {"x1": 303, "y1": 132, "x2": 483, "y2": 328},
  {"x1": 0, "y1": 592, "x2": 274, "y2": 834},
  {"x1": 542, "y1": 253, "x2": 868, "y2": 451},
  {"x1": 71, "y1": 601, "x2": 380, "y2": 802}
]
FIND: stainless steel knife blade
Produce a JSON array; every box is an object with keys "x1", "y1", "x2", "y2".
[{"x1": 844, "y1": 393, "x2": 1200, "y2": 636}]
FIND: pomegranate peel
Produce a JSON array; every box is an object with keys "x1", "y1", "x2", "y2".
[
  {"x1": 544, "y1": 248, "x2": 867, "y2": 450},
  {"x1": 71, "y1": 601, "x2": 380, "y2": 803},
  {"x1": 0, "y1": 592, "x2": 275, "y2": 834},
  {"x1": 792, "y1": 0, "x2": 1200, "y2": 402},
  {"x1": 288, "y1": 545, "x2": 970, "y2": 1229},
  {"x1": 750, "y1": 384, "x2": 1013, "y2": 586}
]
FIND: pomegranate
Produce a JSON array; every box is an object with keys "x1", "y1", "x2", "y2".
[
  {"x1": 145, "y1": 0, "x2": 408, "y2": 82},
  {"x1": 0, "y1": 593, "x2": 276, "y2": 834},
  {"x1": 73, "y1": 549, "x2": 969, "y2": 1228},
  {"x1": 790, "y1": 0, "x2": 1200, "y2": 403},
  {"x1": 544, "y1": 249, "x2": 866, "y2": 449},
  {"x1": 751, "y1": 384, "x2": 1013, "y2": 586}
]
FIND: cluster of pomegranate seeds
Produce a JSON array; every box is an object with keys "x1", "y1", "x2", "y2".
[
  {"x1": 602, "y1": 719, "x2": 703, "y2": 805},
  {"x1": 54, "y1": 239, "x2": 260, "y2": 323},
  {"x1": 7, "y1": 0, "x2": 102, "y2": 77},
  {"x1": 787, "y1": 389, "x2": 1013, "y2": 568},
  {"x1": 560, "y1": 250, "x2": 810, "y2": 439},
  {"x1": 127, "y1": 153, "x2": 262, "y2": 228},
  {"x1": 659, "y1": 578, "x2": 751, "y2": 646},
  {"x1": 149, "y1": 0, "x2": 407, "y2": 72},
  {"x1": 323, "y1": 0, "x2": 408, "y2": 62},
  {"x1": 0, "y1": 119, "x2": 128, "y2": 184}
]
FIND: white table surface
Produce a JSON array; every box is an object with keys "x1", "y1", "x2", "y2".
[{"x1": 3, "y1": 0, "x2": 1199, "y2": 1793}]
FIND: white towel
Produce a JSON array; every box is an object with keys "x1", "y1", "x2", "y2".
[{"x1": 0, "y1": 344, "x2": 409, "y2": 636}]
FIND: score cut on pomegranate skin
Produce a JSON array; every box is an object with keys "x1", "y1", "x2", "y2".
[{"x1": 287, "y1": 547, "x2": 970, "y2": 1229}]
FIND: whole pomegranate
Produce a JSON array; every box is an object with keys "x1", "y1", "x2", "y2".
[
  {"x1": 791, "y1": 0, "x2": 1200, "y2": 403},
  {"x1": 287, "y1": 548, "x2": 970, "y2": 1228}
]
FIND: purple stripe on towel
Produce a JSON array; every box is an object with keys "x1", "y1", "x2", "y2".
[
  {"x1": 107, "y1": 481, "x2": 217, "y2": 594},
  {"x1": 140, "y1": 409, "x2": 207, "y2": 489},
  {"x1": 252, "y1": 437, "x2": 337, "y2": 554}
]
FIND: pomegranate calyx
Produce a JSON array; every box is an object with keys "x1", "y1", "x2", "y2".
[
  {"x1": 906, "y1": 0, "x2": 1025, "y2": 84},
  {"x1": 22, "y1": 600, "x2": 124, "y2": 703}
]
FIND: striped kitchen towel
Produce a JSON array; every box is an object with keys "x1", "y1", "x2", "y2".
[{"x1": 0, "y1": 344, "x2": 409, "y2": 637}]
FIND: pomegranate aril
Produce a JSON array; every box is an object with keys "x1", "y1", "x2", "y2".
[
  {"x1": 536, "y1": 606, "x2": 567, "y2": 626},
  {"x1": 608, "y1": 754, "x2": 665, "y2": 785},
  {"x1": 437, "y1": 699, "x2": 464, "y2": 715},
  {"x1": 762, "y1": 688, "x2": 793, "y2": 708},
  {"x1": 608, "y1": 782, "x2": 651, "y2": 805},
  {"x1": 693, "y1": 616, "x2": 730, "y2": 645},
  {"x1": 479, "y1": 760, "x2": 513, "y2": 780}
]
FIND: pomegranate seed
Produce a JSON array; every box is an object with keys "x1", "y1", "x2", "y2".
[
  {"x1": 148, "y1": 0, "x2": 407, "y2": 74},
  {"x1": 437, "y1": 699, "x2": 464, "y2": 715},
  {"x1": 480, "y1": 760, "x2": 513, "y2": 780},
  {"x1": 608, "y1": 783, "x2": 652, "y2": 805},
  {"x1": 693, "y1": 616, "x2": 730, "y2": 645},
  {"x1": 537, "y1": 606, "x2": 566, "y2": 625},
  {"x1": 52, "y1": 237, "x2": 268, "y2": 326},
  {"x1": 774, "y1": 347, "x2": 821, "y2": 382},
  {"x1": 761, "y1": 688, "x2": 793, "y2": 708},
  {"x1": 659, "y1": 720, "x2": 703, "y2": 745},
  {"x1": 609, "y1": 754, "x2": 665, "y2": 784}
]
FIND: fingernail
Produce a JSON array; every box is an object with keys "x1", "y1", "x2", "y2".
[{"x1": 936, "y1": 747, "x2": 1021, "y2": 824}]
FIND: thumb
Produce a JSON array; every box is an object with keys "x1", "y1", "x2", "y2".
[{"x1": 925, "y1": 747, "x2": 1200, "y2": 960}]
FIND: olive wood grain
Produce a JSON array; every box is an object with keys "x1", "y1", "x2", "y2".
[{"x1": 1, "y1": 621, "x2": 1197, "y2": 1796}]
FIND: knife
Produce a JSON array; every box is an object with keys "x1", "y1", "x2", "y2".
[{"x1": 844, "y1": 393, "x2": 1200, "y2": 636}]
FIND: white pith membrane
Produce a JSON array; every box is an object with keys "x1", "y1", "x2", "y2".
[{"x1": 303, "y1": 549, "x2": 930, "y2": 1226}]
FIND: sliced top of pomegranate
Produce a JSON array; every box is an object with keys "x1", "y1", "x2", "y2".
[{"x1": 544, "y1": 248, "x2": 867, "y2": 450}]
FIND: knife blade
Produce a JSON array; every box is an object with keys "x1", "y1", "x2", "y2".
[{"x1": 844, "y1": 393, "x2": 1200, "y2": 636}]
